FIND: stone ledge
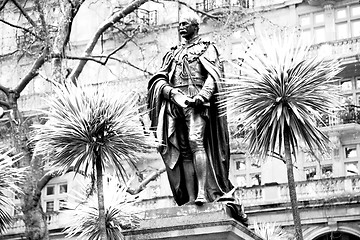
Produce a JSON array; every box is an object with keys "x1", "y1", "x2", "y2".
[{"x1": 123, "y1": 203, "x2": 262, "y2": 240}]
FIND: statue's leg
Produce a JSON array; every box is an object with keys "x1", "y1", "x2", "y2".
[
  {"x1": 193, "y1": 151, "x2": 207, "y2": 205},
  {"x1": 187, "y1": 109, "x2": 207, "y2": 205},
  {"x1": 183, "y1": 159, "x2": 196, "y2": 203},
  {"x1": 177, "y1": 117, "x2": 196, "y2": 204}
]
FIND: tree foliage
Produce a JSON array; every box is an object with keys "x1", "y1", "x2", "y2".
[
  {"x1": 222, "y1": 31, "x2": 343, "y2": 240},
  {"x1": 0, "y1": 148, "x2": 26, "y2": 233},
  {"x1": 64, "y1": 176, "x2": 140, "y2": 240}
]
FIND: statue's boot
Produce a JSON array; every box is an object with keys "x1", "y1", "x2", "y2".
[{"x1": 194, "y1": 151, "x2": 208, "y2": 205}]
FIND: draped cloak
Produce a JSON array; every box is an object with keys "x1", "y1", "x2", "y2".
[{"x1": 147, "y1": 42, "x2": 233, "y2": 205}]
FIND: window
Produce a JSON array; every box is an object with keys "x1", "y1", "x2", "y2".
[
  {"x1": 345, "y1": 146, "x2": 357, "y2": 158},
  {"x1": 46, "y1": 186, "x2": 54, "y2": 195},
  {"x1": 356, "y1": 78, "x2": 360, "y2": 89},
  {"x1": 335, "y1": 4, "x2": 360, "y2": 40},
  {"x1": 59, "y1": 184, "x2": 67, "y2": 194},
  {"x1": 299, "y1": 11, "x2": 326, "y2": 44},
  {"x1": 236, "y1": 175, "x2": 246, "y2": 187},
  {"x1": 46, "y1": 201, "x2": 54, "y2": 212},
  {"x1": 341, "y1": 79, "x2": 353, "y2": 91},
  {"x1": 251, "y1": 174, "x2": 261, "y2": 186},
  {"x1": 345, "y1": 162, "x2": 359, "y2": 176},
  {"x1": 59, "y1": 199, "x2": 68, "y2": 210},
  {"x1": 43, "y1": 182, "x2": 68, "y2": 212},
  {"x1": 341, "y1": 95, "x2": 353, "y2": 105},
  {"x1": 305, "y1": 167, "x2": 317, "y2": 180},
  {"x1": 235, "y1": 159, "x2": 246, "y2": 170},
  {"x1": 321, "y1": 165, "x2": 333, "y2": 178}
]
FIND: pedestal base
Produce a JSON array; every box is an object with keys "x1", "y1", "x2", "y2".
[{"x1": 123, "y1": 203, "x2": 262, "y2": 240}]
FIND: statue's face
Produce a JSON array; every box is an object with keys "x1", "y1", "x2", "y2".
[{"x1": 179, "y1": 20, "x2": 198, "y2": 40}]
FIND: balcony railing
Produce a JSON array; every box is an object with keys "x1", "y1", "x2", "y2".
[
  {"x1": 308, "y1": 36, "x2": 360, "y2": 60},
  {"x1": 120, "y1": 8, "x2": 158, "y2": 27},
  {"x1": 196, "y1": 0, "x2": 252, "y2": 11},
  {"x1": 4, "y1": 211, "x2": 69, "y2": 235},
  {"x1": 235, "y1": 176, "x2": 360, "y2": 207},
  {"x1": 196, "y1": 0, "x2": 289, "y2": 12},
  {"x1": 318, "y1": 105, "x2": 360, "y2": 127}
]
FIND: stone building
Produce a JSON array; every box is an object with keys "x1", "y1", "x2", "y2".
[{"x1": 1, "y1": 0, "x2": 360, "y2": 239}]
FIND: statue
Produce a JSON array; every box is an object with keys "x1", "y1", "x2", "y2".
[{"x1": 147, "y1": 14, "x2": 233, "y2": 206}]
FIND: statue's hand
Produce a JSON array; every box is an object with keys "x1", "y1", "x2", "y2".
[
  {"x1": 170, "y1": 88, "x2": 184, "y2": 98},
  {"x1": 193, "y1": 95, "x2": 205, "y2": 107},
  {"x1": 170, "y1": 88, "x2": 189, "y2": 108}
]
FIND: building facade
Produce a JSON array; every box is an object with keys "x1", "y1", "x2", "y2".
[{"x1": 1, "y1": 0, "x2": 360, "y2": 239}]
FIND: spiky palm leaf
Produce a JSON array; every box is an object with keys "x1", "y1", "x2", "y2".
[
  {"x1": 253, "y1": 222, "x2": 288, "y2": 240},
  {"x1": 222, "y1": 32, "x2": 342, "y2": 158},
  {"x1": 64, "y1": 176, "x2": 140, "y2": 240},
  {"x1": 0, "y1": 149, "x2": 26, "y2": 233},
  {"x1": 32, "y1": 83, "x2": 156, "y2": 181}
]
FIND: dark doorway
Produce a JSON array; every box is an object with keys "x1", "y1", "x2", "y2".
[{"x1": 314, "y1": 232, "x2": 360, "y2": 240}]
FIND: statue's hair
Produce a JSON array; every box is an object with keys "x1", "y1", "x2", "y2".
[{"x1": 179, "y1": 12, "x2": 200, "y2": 26}]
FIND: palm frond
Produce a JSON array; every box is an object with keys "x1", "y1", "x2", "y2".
[
  {"x1": 0, "y1": 149, "x2": 26, "y2": 233},
  {"x1": 64, "y1": 176, "x2": 141, "y2": 240},
  {"x1": 222, "y1": 31, "x2": 343, "y2": 159},
  {"x1": 32, "y1": 83, "x2": 157, "y2": 182},
  {"x1": 253, "y1": 222, "x2": 288, "y2": 240}
]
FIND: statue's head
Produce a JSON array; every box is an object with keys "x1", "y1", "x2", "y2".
[{"x1": 179, "y1": 13, "x2": 200, "y2": 40}]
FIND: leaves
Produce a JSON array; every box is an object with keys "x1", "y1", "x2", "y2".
[
  {"x1": 0, "y1": 148, "x2": 27, "y2": 233},
  {"x1": 253, "y1": 222, "x2": 288, "y2": 240},
  {"x1": 32, "y1": 82, "x2": 157, "y2": 183},
  {"x1": 64, "y1": 176, "x2": 141, "y2": 240},
  {"x1": 221, "y1": 31, "x2": 343, "y2": 159}
]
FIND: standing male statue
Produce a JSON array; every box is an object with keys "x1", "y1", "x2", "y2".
[{"x1": 147, "y1": 14, "x2": 232, "y2": 206}]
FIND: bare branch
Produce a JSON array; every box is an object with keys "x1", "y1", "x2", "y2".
[
  {"x1": 49, "y1": 53, "x2": 154, "y2": 75},
  {"x1": 0, "y1": 100, "x2": 11, "y2": 109},
  {"x1": 0, "y1": 85, "x2": 10, "y2": 97},
  {"x1": 68, "y1": 0, "x2": 151, "y2": 84},
  {"x1": 0, "y1": 19, "x2": 43, "y2": 41},
  {"x1": 0, "y1": 49, "x2": 19, "y2": 59},
  {"x1": 37, "y1": 166, "x2": 87, "y2": 191},
  {"x1": 159, "y1": 0, "x2": 221, "y2": 20},
  {"x1": 0, "y1": 0, "x2": 9, "y2": 12},
  {"x1": 127, "y1": 167, "x2": 166, "y2": 195},
  {"x1": 102, "y1": 28, "x2": 139, "y2": 65},
  {"x1": 14, "y1": 47, "x2": 49, "y2": 94},
  {"x1": 10, "y1": 0, "x2": 37, "y2": 27},
  {"x1": 34, "y1": 0, "x2": 48, "y2": 42}
]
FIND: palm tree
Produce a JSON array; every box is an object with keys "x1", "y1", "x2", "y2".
[
  {"x1": 64, "y1": 176, "x2": 140, "y2": 240},
  {"x1": 0, "y1": 149, "x2": 26, "y2": 233},
  {"x1": 32, "y1": 83, "x2": 156, "y2": 240},
  {"x1": 222, "y1": 32, "x2": 342, "y2": 240}
]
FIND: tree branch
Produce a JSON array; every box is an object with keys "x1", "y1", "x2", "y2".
[
  {"x1": 37, "y1": 166, "x2": 87, "y2": 191},
  {"x1": 0, "y1": 49, "x2": 19, "y2": 59},
  {"x1": 10, "y1": 0, "x2": 37, "y2": 27},
  {"x1": 160, "y1": 0, "x2": 221, "y2": 20},
  {"x1": 0, "y1": 19, "x2": 43, "y2": 41},
  {"x1": 102, "y1": 28, "x2": 138, "y2": 65},
  {"x1": 127, "y1": 167, "x2": 166, "y2": 195},
  {"x1": 0, "y1": 85, "x2": 10, "y2": 97},
  {"x1": 0, "y1": 100, "x2": 11, "y2": 109},
  {"x1": 49, "y1": 53, "x2": 154, "y2": 75},
  {"x1": 34, "y1": 0, "x2": 48, "y2": 43},
  {"x1": 68, "y1": 0, "x2": 150, "y2": 84},
  {"x1": 0, "y1": 0, "x2": 9, "y2": 12},
  {"x1": 14, "y1": 47, "x2": 49, "y2": 94}
]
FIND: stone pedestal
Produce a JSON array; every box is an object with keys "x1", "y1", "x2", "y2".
[{"x1": 123, "y1": 203, "x2": 262, "y2": 240}]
